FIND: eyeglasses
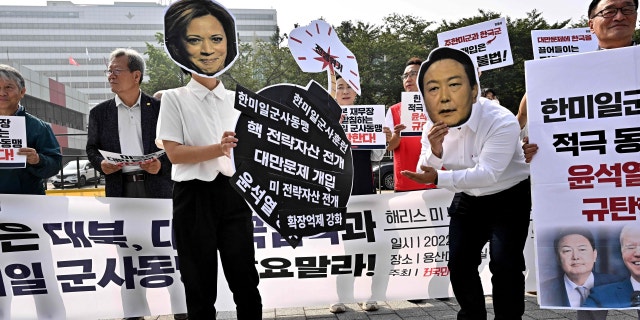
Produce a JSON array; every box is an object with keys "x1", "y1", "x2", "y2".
[
  {"x1": 591, "y1": 5, "x2": 637, "y2": 18},
  {"x1": 104, "y1": 69, "x2": 130, "y2": 76},
  {"x1": 401, "y1": 70, "x2": 418, "y2": 80}
]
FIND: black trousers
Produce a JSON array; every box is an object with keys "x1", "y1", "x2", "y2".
[
  {"x1": 173, "y1": 176, "x2": 262, "y2": 319},
  {"x1": 447, "y1": 178, "x2": 531, "y2": 320}
]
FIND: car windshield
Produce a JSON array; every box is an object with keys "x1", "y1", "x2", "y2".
[{"x1": 64, "y1": 162, "x2": 81, "y2": 170}]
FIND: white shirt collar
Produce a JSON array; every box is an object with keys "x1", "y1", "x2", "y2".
[
  {"x1": 187, "y1": 78, "x2": 227, "y2": 102},
  {"x1": 564, "y1": 272, "x2": 595, "y2": 290},
  {"x1": 631, "y1": 276, "x2": 640, "y2": 291},
  {"x1": 114, "y1": 90, "x2": 142, "y2": 108}
]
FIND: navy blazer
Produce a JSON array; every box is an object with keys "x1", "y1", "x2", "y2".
[
  {"x1": 86, "y1": 92, "x2": 172, "y2": 198},
  {"x1": 584, "y1": 278, "x2": 639, "y2": 308},
  {"x1": 540, "y1": 272, "x2": 622, "y2": 307}
]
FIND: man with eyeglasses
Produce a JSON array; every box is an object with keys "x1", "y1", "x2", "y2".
[
  {"x1": 383, "y1": 57, "x2": 436, "y2": 193},
  {"x1": 86, "y1": 48, "x2": 175, "y2": 319},
  {"x1": 584, "y1": 224, "x2": 640, "y2": 309},
  {"x1": 589, "y1": 0, "x2": 638, "y2": 49},
  {"x1": 87, "y1": 48, "x2": 172, "y2": 199},
  {"x1": 521, "y1": 0, "x2": 638, "y2": 163}
]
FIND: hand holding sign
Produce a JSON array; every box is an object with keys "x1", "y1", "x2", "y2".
[{"x1": 288, "y1": 20, "x2": 361, "y2": 96}]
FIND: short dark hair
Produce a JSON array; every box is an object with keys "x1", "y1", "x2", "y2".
[
  {"x1": 417, "y1": 47, "x2": 477, "y2": 101},
  {"x1": 589, "y1": 0, "x2": 639, "y2": 18},
  {"x1": 482, "y1": 88, "x2": 497, "y2": 97},
  {"x1": 553, "y1": 227, "x2": 596, "y2": 253},
  {"x1": 164, "y1": 0, "x2": 238, "y2": 76},
  {"x1": 406, "y1": 57, "x2": 423, "y2": 67},
  {"x1": 109, "y1": 48, "x2": 145, "y2": 85}
]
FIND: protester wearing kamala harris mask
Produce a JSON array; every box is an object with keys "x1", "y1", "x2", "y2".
[
  {"x1": 157, "y1": 0, "x2": 262, "y2": 318},
  {"x1": 164, "y1": 0, "x2": 238, "y2": 78}
]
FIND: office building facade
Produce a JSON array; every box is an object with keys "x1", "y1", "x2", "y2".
[{"x1": 0, "y1": 1, "x2": 277, "y2": 156}]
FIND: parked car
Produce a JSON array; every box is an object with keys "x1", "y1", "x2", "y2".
[
  {"x1": 372, "y1": 159, "x2": 394, "y2": 190},
  {"x1": 50, "y1": 160, "x2": 101, "y2": 188}
]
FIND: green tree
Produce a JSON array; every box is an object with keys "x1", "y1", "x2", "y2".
[
  {"x1": 141, "y1": 11, "x2": 589, "y2": 115},
  {"x1": 431, "y1": 10, "x2": 570, "y2": 113},
  {"x1": 140, "y1": 32, "x2": 189, "y2": 95},
  {"x1": 219, "y1": 40, "x2": 326, "y2": 93}
]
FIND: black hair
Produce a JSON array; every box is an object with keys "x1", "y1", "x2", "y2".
[
  {"x1": 553, "y1": 227, "x2": 596, "y2": 253},
  {"x1": 589, "y1": 0, "x2": 639, "y2": 17},
  {"x1": 164, "y1": 0, "x2": 238, "y2": 76},
  {"x1": 482, "y1": 88, "x2": 497, "y2": 97},
  {"x1": 406, "y1": 57, "x2": 423, "y2": 67},
  {"x1": 417, "y1": 47, "x2": 477, "y2": 101}
]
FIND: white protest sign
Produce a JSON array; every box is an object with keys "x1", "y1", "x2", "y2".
[
  {"x1": 437, "y1": 17, "x2": 513, "y2": 71},
  {"x1": 288, "y1": 20, "x2": 361, "y2": 95},
  {"x1": 0, "y1": 116, "x2": 27, "y2": 168},
  {"x1": 400, "y1": 92, "x2": 427, "y2": 137},
  {"x1": 531, "y1": 27, "x2": 598, "y2": 59},
  {"x1": 98, "y1": 149, "x2": 166, "y2": 166},
  {"x1": 341, "y1": 104, "x2": 386, "y2": 149},
  {"x1": 526, "y1": 45, "x2": 640, "y2": 310}
]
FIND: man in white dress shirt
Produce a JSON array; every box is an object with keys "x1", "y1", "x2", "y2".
[{"x1": 402, "y1": 47, "x2": 531, "y2": 320}]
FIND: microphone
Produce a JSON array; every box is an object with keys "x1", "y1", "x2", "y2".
[{"x1": 631, "y1": 291, "x2": 640, "y2": 307}]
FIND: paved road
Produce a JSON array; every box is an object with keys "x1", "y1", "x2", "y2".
[{"x1": 104, "y1": 293, "x2": 640, "y2": 319}]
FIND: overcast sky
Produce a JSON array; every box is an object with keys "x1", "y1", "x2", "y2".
[{"x1": 18, "y1": 0, "x2": 590, "y2": 34}]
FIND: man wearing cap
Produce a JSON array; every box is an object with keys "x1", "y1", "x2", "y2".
[{"x1": 402, "y1": 47, "x2": 531, "y2": 320}]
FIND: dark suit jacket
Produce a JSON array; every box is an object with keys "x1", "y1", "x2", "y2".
[
  {"x1": 540, "y1": 272, "x2": 622, "y2": 307},
  {"x1": 584, "y1": 278, "x2": 638, "y2": 308},
  {"x1": 86, "y1": 92, "x2": 172, "y2": 198}
]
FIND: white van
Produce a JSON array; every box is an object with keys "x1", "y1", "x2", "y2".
[{"x1": 50, "y1": 160, "x2": 101, "y2": 188}]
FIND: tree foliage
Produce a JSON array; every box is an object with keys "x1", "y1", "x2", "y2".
[
  {"x1": 142, "y1": 10, "x2": 615, "y2": 115},
  {"x1": 140, "y1": 32, "x2": 189, "y2": 96}
]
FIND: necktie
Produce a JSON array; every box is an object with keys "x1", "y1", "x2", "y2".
[
  {"x1": 631, "y1": 291, "x2": 640, "y2": 307},
  {"x1": 577, "y1": 286, "x2": 589, "y2": 305}
]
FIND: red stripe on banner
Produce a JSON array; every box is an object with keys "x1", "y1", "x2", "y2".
[{"x1": 349, "y1": 80, "x2": 360, "y2": 91}]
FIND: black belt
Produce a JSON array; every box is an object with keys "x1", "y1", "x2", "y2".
[{"x1": 123, "y1": 171, "x2": 145, "y2": 182}]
